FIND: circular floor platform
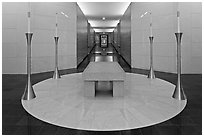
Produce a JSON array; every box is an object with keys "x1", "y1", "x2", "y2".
[{"x1": 22, "y1": 73, "x2": 187, "y2": 131}]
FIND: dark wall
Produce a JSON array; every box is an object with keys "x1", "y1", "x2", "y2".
[
  {"x1": 120, "y1": 3, "x2": 131, "y2": 66},
  {"x1": 87, "y1": 23, "x2": 95, "y2": 53},
  {"x1": 108, "y1": 32, "x2": 114, "y2": 44},
  {"x1": 113, "y1": 23, "x2": 121, "y2": 53},
  {"x1": 76, "y1": 4, "x2": 88, "y2": 66}
]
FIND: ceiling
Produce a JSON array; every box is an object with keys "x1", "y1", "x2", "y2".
[{"x1": 77, "y1": 2, "x2": 131, "y2": 32}]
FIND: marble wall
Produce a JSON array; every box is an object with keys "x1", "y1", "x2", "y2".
[
  {"x1": 120, "y1": 3, "x2": 132, "y2": 66},
  {"x1": 131, "y1": 2, "x2": 202, "y2": 74},
  {"x1": 113, "y1": 23, "x2": 121, "y2": 53},
  {"x1": 76, "y1": 4, "x2": 88, "y2": 66},
  {"x1": 108, "y1": 32, "x2": 114, "y2": 44},
  {"x1": 87, "y1": 23, "x2": 95, "y2": 53},
  {"x1": 2, "y1": 2, "x2": 77, "y2": 74},
  {"x1": 3, "y1": 2, "x2": 201, "y2": 74}
]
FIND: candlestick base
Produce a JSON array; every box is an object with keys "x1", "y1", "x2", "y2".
[
  {"x1": 148, "y1": 67, "x2": 156, "y2": 79},
  {"x1": 22, "y1": 32, "x2": 36, "y2": 100},
  {"x1": 172, "y1": 80, "x2": 186, "y2": 100},
  {"x1": 22, "y1": 78, "x2": 36, "y2": 100},
  {"x1": 172, "y1": 32, "x2": 186, "y2": 100},
  {"x1": 53, "y1": 36, "x2": 60, "y2": 79},
  {"x1": 53, "y1": 67, "x2": 60, "y2": 79},
  {"x1": 147, "y1": 36, "x2": 156, "y2": 79}
]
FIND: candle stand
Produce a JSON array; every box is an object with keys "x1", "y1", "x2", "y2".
[
  {"x1": 147, "y1": 36, "x2": 156, "y2": 79},
  {"x1": 172, "y1": 33, "x2": 186, "y2": 100},
  {"x1": 53, "y1": 36, "x2": 61, "y2": 79},
  {"x1": 22, "y1": 33, "x2": 36, "y2": 100}
]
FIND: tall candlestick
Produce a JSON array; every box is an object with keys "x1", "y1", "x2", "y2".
[
  {"x1": 150, "y1": 12, "x2": 153, "y2": 37},
  {"x1": 177, "y1": 11, "x2": 180, "y2": 33},
  {"x1": 55, "y1": 13, "x2": 58, "y2": 36},
  {"x1": 28, "y1": 2, "x2": 31, "y2": 33}
]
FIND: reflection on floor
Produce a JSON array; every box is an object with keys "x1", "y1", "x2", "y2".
[
  {"x1": 78, "y1": 44, "x2": 129, "y2": 72},
  {"x1": 2, "y1": 43, "x2": 202, "y2": 135}
]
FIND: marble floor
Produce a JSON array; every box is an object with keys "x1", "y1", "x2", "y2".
[
  {"x1": 2, "y1": 44, "x2": 202, "y2": 134},
  {"x1": 22, "y1": 73, "x2": 186, "y2": 131}
]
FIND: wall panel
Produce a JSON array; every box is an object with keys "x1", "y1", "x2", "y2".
[
  {"x1": 2, "y1": 2, "x2": 77, "y2": 74},
  {"x1": 120, "y1": 4, "x2": 131, "y2": 66},
  {"x1": 87, "y1": 23, "x2": 95, "y2": 53},
  {"x1": 131, "y1": 2, "x2": 202, "y2": 74},
  {"x1": 76, "y1": 4, "x2": 88, "y2": 66}
]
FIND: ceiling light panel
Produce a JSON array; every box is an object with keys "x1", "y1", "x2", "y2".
[
  {"x1": 77, "y1": 2, "x2": 130, "y2": 28},
  {"x1": 77, "y1": 2, "x2": 130, "y2": 17},
  {"x1": 89, "y1": 20, "x2": 119, "y2": 27},
  {"x1": 94, "y1": 28, "x2": 114, "y2": 32}
]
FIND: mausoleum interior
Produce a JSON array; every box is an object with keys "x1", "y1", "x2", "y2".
[{"x1": 2, "y1": 2, "x2": 202, "y2": 135}]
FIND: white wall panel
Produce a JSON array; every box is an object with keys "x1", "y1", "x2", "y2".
[
  {"x1": 131, "y1": 2, "x2": 202, "y2": 74},
  {"x1": 2, "y1": 2, "x2": 77, "y2": 74},
  {"x1": 192, "y1": 14, "x2": 202, "y2": 28},
  {"x1": 192, "y1": 28, "x2": 202, "y2": 43},
  {"x1": 190, "y1": 57, "x2": 202, "y2": 73},
  {"x1": 2, "y1": 57, "x2": 27, "y2": 74}
]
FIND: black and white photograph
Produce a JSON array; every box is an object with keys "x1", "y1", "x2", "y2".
[{"x1": 2, "y1": 1, "x2": 202, "y2": 135}]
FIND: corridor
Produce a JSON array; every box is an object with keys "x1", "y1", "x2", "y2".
[
  {"x1": 78, "y1": 43, "x2": 131, "y2": 73},
  {"x1": 90, "y1": 44, "x2": 118, "y2": 62},
  {"x1": 2, "y1": 2, "x2": 202, "y2": 135}
]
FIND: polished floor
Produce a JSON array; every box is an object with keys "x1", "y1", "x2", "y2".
[
  {"x1": 2, "y1": 44, "x2": 202, "y2": 134},
  {"x1": 22, "y1": 73, "x2": 186, "y2": 131}
]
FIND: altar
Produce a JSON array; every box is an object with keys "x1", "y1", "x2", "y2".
[{"x1": 82, "y1": 62, "x2": 125, "y2": 97}]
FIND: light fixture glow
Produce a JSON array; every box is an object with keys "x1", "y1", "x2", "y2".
[
  {"x1": 94, "y1": 28, "x2": 114, "y2": 32},
  {"x1": 77, "y1": 2, "x2": 130, "y2": 28},
  {"x1": 140, "y1": 11, "x2": 150, "y2": 18},
  {"x1": 61, "y1": 11, "x2": 68, "y2": 18},
  {"x1": 89, "y1": 20, "x2": 119, "y2": 28},
  {"x1": 77, "y1": 2, "x2": 130, "y2": 16}
]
